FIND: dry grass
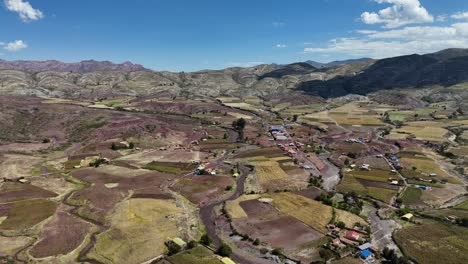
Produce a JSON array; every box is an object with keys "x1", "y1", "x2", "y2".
[
  {"x1": 394, "y1": 220, "x2": 468, "y2": 264},
  {"x1": 89, "y1": 198, "x2": 186, "y2": 264},
  {"x1": 394, "y1": 126, "x2": 449, "y2": 142},
  {"x1": 225, "y1": 194, "x2": 260, "y2": 219},
  {"x1": 253, "y1": 160, "x2": 289, "y2": 186},
  {"x1": 335, "y1": 209, "x2": 367, "y2": 227},
  {"x1": 269, "y1": 192, "x2": 332, "y2": 233},
  {"x1": 367, "y1": 187, "x2": 396, "y2": 204}
]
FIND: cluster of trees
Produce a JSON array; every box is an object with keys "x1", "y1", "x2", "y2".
[
  {"x1": 382, "y1": 247, "x2": 410, "y2": 264},
  {"x1": 232, "y1": 118, "x2": 246, "y2": 142},
  {"x1": 308, "y1": 174, "x2": 323, "y2": 188}
]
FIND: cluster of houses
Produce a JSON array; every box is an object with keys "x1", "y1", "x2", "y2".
[
  {"x1": 345, "y1": 137, "x2": 370, "y2": 144},
  {"x1": 194, "y1": 163, "x2": 217, "y2": 175},
  {"x1": 269, "y1": 125, "x2": 289, "y2": 141},
  {"x1": 389, "y1": 156, "x2": 402, "y2": 169},
  {"x1": 325, "y1": 224, "x2": 376, "y2": 261}
]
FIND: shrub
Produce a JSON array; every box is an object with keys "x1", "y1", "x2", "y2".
[
  {"x1": 200, "y1": 234, "x2": 211, "y2": 246},
  {"x1": 217, "y1": 243, "x2": 232, "y2": 257}
]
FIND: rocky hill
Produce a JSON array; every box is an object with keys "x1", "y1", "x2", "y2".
[
  {"x1": 0, "y1": 59, "x2": 148, "y2": 73},
  {"x1": 0, "y1": 49, "x2": 467, "y2": 99}
]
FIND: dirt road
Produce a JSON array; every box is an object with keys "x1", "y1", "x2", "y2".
[
  {"x1": 199, "y1": 165, "x2": 272, "y2": 264},
  {"x1": 368, "y1": 207, "x2": 402, "y2": 253}
]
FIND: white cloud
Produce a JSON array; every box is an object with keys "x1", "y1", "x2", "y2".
[
  {"x1": 227, "y1": 61, "x2": 265, "y2": 68},
  {"x1": 275, "y1": 44, "x2": 287, "y2": 48},
  {"x1": 304, "y1": 23, "x2": 468, "y2": 59},
  {"x1": 4, "y1": 40, "x2": 28, "y2": 51},
  {"x1": 361, "y1": 0, "x2": 433, "y2": 28},
  {"x1": 4, "y1": 0, "x2": 44, "y2": 22},
  {"x1": 272, "y1": 22, "x2": 285, "y2": 28},
  {"x1": 356, "y1": 30, "x2": 379, "y2": 34},
  {"x1": 436, "y1": 14, "x2": 448, "y2": 22},
  {"x1": 452, "y1": 12, "x2": 468, "y2": 20}
]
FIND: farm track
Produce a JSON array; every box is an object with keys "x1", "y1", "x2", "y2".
[
  {"x1": 199, "y1": 165, "x2": 272, "y2": 264},
  {"x1": 61, "y1": 182, "x2": 106, "y2": 264}
]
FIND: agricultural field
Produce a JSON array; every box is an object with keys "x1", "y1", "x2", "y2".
[
  {"x1": 394, "y1": 220, "x2": 468, "y2": 264},
  {"x1": 0, "y1": 199, "x2": 58, "y2": 230},
  {"x1": 0, "y1": 86, "x2": 466, "y2": 264},
  {"x1": 338, "y1": 161, "x2": 399, "y2": 204},
  {"x1": 167, "y1": 246, "x2": 223, "y2": 264},
  {"x1": 143, "y1": 161, "x2": 197, "y2": 174},
  {"x1": 401, "y1": 188, "x2": 423, "y2": 208},
  {"x1": 173, "y1": 175, "x2": 234, "y2": 206},
  {"x1": 88, "y1": 198, "x2": 194, "y2": 264},
  {"x1": 267, "y1": 192, "x2": 366, "y2": 233}
]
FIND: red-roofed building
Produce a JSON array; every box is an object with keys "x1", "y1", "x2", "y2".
[{"x1": 346, "y1": 230, "x2": 360, "y2": 241}]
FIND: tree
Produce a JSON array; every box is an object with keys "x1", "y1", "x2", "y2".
[
  {"x1": 129, "y1": 142, "x2": 135, "y2": 149},
  {"x1": 187, "y1": 240, "x2": 197, "y2": 249},
  {"x1": 111, "y1": 143, "x2": 117, "y2": 150},
  {"x1": 200, "y1": 234, "x2": 211, "y2": 246},
  {"x1": 253, "y1": 238, "x2": 260, "y2": 246},
  {"x1": 225, "y1": 185, "x2": 233, "y2": 191},
  {"x1": 217, "y1": 243, "x2": 232, "y2": 257},
  {"x1": 336, "y1": 221, "x2": 346, "y2": 228},
  {"x1": 292, "y1": 115, "x2": 298, "y2": 122},
  {"x1": 166, "y1": 242, "x2": 181, "y2": 256},
  {"x1": 271, "y1": 248, "x2": 282, "y2": 256},
  {"x1": 232, "y1": 118, "x2": 246, "y2": 142}
]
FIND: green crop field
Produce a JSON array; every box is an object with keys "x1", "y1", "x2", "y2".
[
  {"x1": 168, "y1": 246, "x2": 222, "y2": 264},
  {"x1": 401, "y1": 188, "x2": 423, "y2": 206},
  {"x1": 394, "y1": 220, "x2": 468, "y2": 264},
  {"x1": 143, "y1": 161, "x2": 197, "y2": 174}
]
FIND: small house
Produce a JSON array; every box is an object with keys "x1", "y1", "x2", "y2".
[
  {"x1": 358, "y1": 243, "x2": 373, "y2": 251},
  {"x1": 346, "y1": 231, "x2": 360, "y2": 241},
  {"x1": 221, "y1": 257, "x2": 236, "y2": 264},
  {"x1": 401, "y1": 213, "x2": 414, "y2": 221},
  {"x1": 171, "y1": 237, "x2": 187, "y2": 249},
  {"x1": 359, "y1": 249, "x2": 372, "y2": 259}
]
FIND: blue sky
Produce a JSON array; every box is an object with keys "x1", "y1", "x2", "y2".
[{"x1": 1, "y1": 0, "x2": 468, "y2": 71}]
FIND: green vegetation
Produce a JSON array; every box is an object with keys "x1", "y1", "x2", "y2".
[
  {"x1": 168, "y1": 246, "x2": 222, "y2": 264},
  {"x1": 217, "y1": 243, "x2": 232, "y2": 257},
  {"x1": 0, "y1": 199, "x2": 57, "y2": 230},
  {"x1": 394, "y1": 220, "x2": 468, "y2": 264},
  {"x1": 143, "y1": 161, "x2": 196, "y2": 174},
  {"x1": 401, "y1": 188, "x2": 423, "y2": 206},
  {"x1": 455, "y1": 199, "x2": 468, "y2": 210}
]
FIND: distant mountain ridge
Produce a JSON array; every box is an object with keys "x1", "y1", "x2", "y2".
[
  {"x1": 0, "y1": 59, "x2": 148, "y2": 73},
  {"x1": 0, "y1": 49, "x2": 468, "y2": 99},
  {"x1": 305, "y1": 58, "x2": 372, "y2": 68}
]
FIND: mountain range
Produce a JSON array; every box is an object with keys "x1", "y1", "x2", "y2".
[
  {"x1": 0, "y1": 59, "x2": 148, "y2": 73},
  {"x1": 304, "y1": 58, "x2": 372, "y2": 68},
  {"x1": 0, "y1": 48, "x2": 467, "y2": 99}
]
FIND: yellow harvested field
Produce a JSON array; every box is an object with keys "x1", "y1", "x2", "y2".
[
  {"x1": 89, "y1": 199, "x2": 187, "y2": 264},
  {"x1": 335, "y1": 209, "x2": 368, "y2": 227},
  {"x1": 303, "y1": 102, "x2": 384, "y2": 126},
  {"x1": 224, "y1": 102, "x2": 256, "y2": 111},
  {"x1": 0, "y1": 235, "x2": 32, "y2": 256},
  {"x1": 394, "y1": 126, "x2": 449, "y2": 142},
  {"x1": 227, "y1": 112, "x2": 253, "y2": 120},
  {"x1": 225, "y1": 194, "x2": 260, "y2": 219},
  {"x1": 269, "y1": 192, "x2": 332, "y2": 233},
  {"x1": 253, "y1": 160, "x2": 289, "y2": 185}
]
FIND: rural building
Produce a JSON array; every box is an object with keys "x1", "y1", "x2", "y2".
[
  {"x1": 358, "y1": 243, "x2": 372, "y2": 251},
  {"x1": 346, "y1": 231, "x2": 360, "y2": 241},
  {"x1": 270, "y1": 125, "x2": 284, "y2": 132},
  {"x1": 171, "y1": 237, "x2": 187, "y2": 248},
  {"x1": 401, "y1": 213, "x2": 414, "y2": 221},
  {"x1": 221, "y1": 257, "x2": 236, "y2": 264},
  {"x1": 275, "y1": 135, "x2": 288, "y2": 141},
  {"x1": 359, "y1": 249, "x2": 372, "y2": 259}
]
